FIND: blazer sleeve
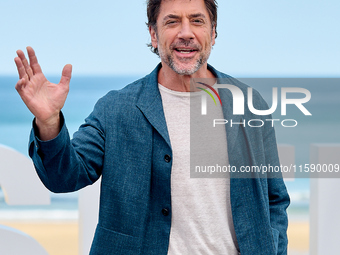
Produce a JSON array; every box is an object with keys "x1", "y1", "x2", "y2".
[{"x1": 28, "y1": 96, "x2": 107, "y2": 193}]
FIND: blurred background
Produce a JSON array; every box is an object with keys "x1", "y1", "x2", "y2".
[{"x1": 1, "y1": 0, "x2": 339, "y2": 254}]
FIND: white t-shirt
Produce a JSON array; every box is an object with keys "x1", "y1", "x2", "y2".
[{"x1": 159, "y1": 84, "x2": 239, "y2": 255}]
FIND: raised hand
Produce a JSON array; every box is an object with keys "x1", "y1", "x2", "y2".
[{"x1": 14, "y1": 46, "x2": 72, "y2": 140}]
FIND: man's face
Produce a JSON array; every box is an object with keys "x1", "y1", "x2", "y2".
[{"x1": 150, "y1": 0, "x2": 216, "y2": 75}]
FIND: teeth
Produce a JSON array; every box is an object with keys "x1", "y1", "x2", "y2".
[{"x1": 177, "y1": 49, "x2": 194, "y2": 53}]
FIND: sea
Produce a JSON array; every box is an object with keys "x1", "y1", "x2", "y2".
[{"x1": 0, "y1": 75, "x2": 339, "y2": 222}]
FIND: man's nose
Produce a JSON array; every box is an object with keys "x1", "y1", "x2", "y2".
[{"x1": 177, "y1": 20, "x2": 195, "y2": 40}]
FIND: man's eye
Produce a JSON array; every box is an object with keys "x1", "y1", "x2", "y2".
[
  {"x1": 193, "y1": 19, "x2": 204, "y2": 24},
  {"x1": 166, "y1": 20, "x2": 177, "y2": 25}
]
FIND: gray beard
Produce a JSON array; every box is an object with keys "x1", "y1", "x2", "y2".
[{"x1": 158, "y1": 47, "x2": 211, "y2": 76}]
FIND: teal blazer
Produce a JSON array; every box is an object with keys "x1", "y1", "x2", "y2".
[{"x1": 29, "y1": 64, "x2": 289, "y2": 255}]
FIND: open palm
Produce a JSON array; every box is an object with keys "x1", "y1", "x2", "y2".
[{"x1": 14, "y1": 46, "x2": 72, "y2": 125}]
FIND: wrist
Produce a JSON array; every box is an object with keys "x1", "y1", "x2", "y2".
[{"x1": 35, "y1": 112, "x2": 61, "y2": 141}]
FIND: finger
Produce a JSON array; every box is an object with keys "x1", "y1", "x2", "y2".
[
  {"x1": 59, "y1": 64, "x2": 72, "y2": 86},
  {"x1": 14, "y1": 56, "x2": 29, "y2": 80},
  {"x1": 16, "y1": 49, "x2": 34, "y2": 79},
  {"x1": 27, "y1": 46, "x2": 43, "y2": 74},
  {"x1": 15, "y1": 78, "x2": 27, "y2": 92}
]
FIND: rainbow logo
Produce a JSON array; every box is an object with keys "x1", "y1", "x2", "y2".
[{"x1": 196, "y1": 82, "x2": 223, "y2": 106}]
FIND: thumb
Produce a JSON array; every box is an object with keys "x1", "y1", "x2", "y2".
[{"x1": 59, "y1": 64, "x2": 72, "y2": 86}]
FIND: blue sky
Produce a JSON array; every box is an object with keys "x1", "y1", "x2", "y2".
[{"x1": 1, "y1": 0, "x2": 339, "y2": 77}]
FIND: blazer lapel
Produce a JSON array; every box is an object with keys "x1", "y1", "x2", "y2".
[
  {"x1": 136, "y1": 64, "x2": 171, "y2": 149},
  {"x1": 209, "y1": 65, "x2": 244, "y2": 156},
  {"x1": 218, "y1": 87, "x2": 243, "y2": 156}
]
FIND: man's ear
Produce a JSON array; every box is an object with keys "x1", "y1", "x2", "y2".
[
  {"x1": 149, "y1": 25, "x2": 158, "y2": 49},
  {"x1": 211, "y1": 25, "x2": 216, "y2": 46}
]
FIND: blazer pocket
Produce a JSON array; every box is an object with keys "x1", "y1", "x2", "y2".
[
  {"x1": 90, "y1": 225, "x2": 139, "y2": 255},
  {"x1": 271, "y1": 227, "x2": 280, "y2": 254}
]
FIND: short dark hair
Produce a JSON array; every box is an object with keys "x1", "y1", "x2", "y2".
[{"x1": 146, "y1": 0, "x2": 218, "y2": 55}]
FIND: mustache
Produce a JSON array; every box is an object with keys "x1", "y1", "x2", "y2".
[{"x1": 170, "y1": 40, "x2": 202, "y2": 50}]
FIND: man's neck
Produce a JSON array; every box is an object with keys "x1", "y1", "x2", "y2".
[{"x1": 158, "y1": 62, "x2": 216, "y2": 92}]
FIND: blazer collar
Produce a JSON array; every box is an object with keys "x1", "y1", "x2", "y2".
[
  {"x1": 208, "y1": 64, "x2": 243, "y2": 155},
  {"x1": 135, "y1": 63, "x2": 242, "y2": 153},
  {"x1": 136, "y1": 64, "x2": 171, "y2": 148}
]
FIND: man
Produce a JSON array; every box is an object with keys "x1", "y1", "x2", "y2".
[{"x1": 14, "y1": 0, "x2": 289, "y2": 254}]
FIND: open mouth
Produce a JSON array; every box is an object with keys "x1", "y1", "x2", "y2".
[{"x1": 174, "y1": 48, "x2": 198, "y2": 54}]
